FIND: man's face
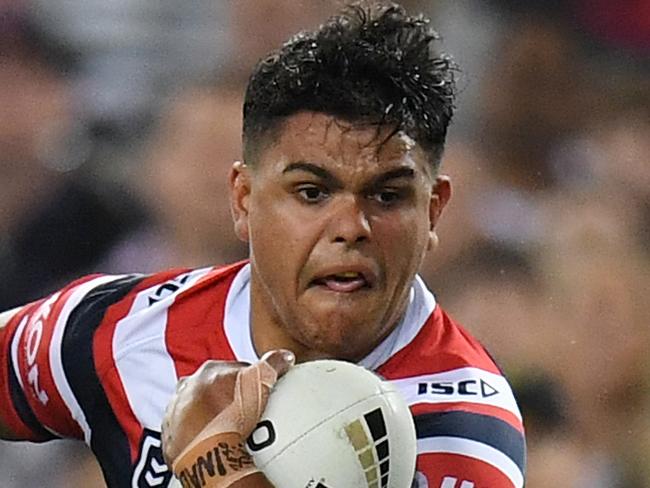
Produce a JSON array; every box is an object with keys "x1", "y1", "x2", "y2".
[{"x1": 230, "y1": 112, "x2": 450, "y2": 361}]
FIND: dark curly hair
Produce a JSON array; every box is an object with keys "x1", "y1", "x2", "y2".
[{"x1": 242, "y1": 1, "x2": 457, "y2": 168}]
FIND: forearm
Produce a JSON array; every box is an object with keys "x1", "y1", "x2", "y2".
[{"x1": 171, "y1": 432, "x2": 276, "y2": 488}]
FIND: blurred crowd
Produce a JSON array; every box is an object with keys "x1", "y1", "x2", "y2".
[{"x1": 0, "y1": 0, "x2": 648, "y2": 486}]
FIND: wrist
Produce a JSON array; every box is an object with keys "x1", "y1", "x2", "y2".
[{"x1": 172, "y1": 432, "x2": 259, "y2": 488}]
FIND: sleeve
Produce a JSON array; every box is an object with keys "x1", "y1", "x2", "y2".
[
  {"x1": 0, "y1": 273, "x2": 140, "y2": 442},
  {"x1": 407, "y1": 368, "x2": 526, "y2": 488}
]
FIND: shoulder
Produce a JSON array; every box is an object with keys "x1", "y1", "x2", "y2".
[
  {"x1": 380, "y1": 304, "x2": 505, "y2": 377},
  {"x1": 379, "y1": 305, "x2": 526, "y2": 487},
  {"x1": 378, "y1": 303, "x2": 523, "y2": 429},
  {"x1": 83, "y1": 261, "x2": 246, "y2": 358},
  {"x1": 76, "y1": 261, "x2": 246, "y2": 388},
  {"x1": 382, "y1": 305, "x2": 522, "y2": 429}
]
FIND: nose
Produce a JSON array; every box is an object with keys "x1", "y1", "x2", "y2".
[{"x1": 328, "y1": 195, "x2": 371, "y2": 245}]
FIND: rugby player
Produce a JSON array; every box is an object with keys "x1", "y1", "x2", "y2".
[{"x1": 0, "y1": 3, "x2": 525, "y2": 487}]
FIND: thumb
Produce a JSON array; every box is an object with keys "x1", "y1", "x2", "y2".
[{"x1": 258, "y1": 349, "x2": 295, "y2": 379}]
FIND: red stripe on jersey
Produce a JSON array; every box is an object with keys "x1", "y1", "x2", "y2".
[
  {"x1": 94, "y1": 271, "x2": 183, "y2": 462},
  {"x1": 164, "y1": 263, "x2": 242, "y2": 380},
  {"x1": 0, "y1": 305, "x2": 41, "y2": 440},
  {"x1": 11, "y1": 275, "x2": 103, "y2": 439},
  {"x1": 417, "y1": 452, "x2": 515, "y2": 488},
  {"x1": 25, "y1": 286, "x2": 83, "y2": 438},
  {"x1": 378, "y1": 307, "x2": 502, "y2": 379},
  {"x1": 411, "y1": 402, "x2": 524, "y2": 434}
]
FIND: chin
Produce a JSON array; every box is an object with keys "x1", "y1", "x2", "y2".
[
  {"x1": 298, "y1": 322, "x2": 380, "y2": 362},
  {"x1": 299, "y1": 343, "x2": 364, "y2": 363}
]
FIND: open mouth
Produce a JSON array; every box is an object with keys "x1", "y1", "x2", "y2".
[{"x1": 311, "y1": 271, "x2": 370, "y2": 293}]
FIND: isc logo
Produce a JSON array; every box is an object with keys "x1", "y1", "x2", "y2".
[{"x1": 417, "y1": 379, "x2": 499, "y2": 398}]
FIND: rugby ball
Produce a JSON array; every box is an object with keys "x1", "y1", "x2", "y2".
[{"x1": 246, "y1": 360, "x2": 417, "y2": 488}]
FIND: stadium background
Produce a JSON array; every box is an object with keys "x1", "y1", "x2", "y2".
[{"x1": 0, "y1": 0, "x2": 647, "y2": 486}]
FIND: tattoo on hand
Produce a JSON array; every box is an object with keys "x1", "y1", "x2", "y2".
[
  {"x1": 218, "y1": 441, "x2": 255, "y2": 470},
  {"x1": 177, "y1": 440, "x2": 255, "y2": 488}
]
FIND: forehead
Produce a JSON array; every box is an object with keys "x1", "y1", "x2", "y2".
[{"x1": 257, "y1": 112, "x2": 431, "y2": 177}]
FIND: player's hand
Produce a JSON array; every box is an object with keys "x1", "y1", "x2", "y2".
[{"x1": 161, "y1": 350, "x2": 295, "y2": 468}]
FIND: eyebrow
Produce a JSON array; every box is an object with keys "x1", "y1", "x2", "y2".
[
  {"x1": 282, "y1": 161, "x2": 415, "y2": 188},
  {"x1": 283, "y1": 162, "x2": 334, "y2": 181},
  {"x1": 370, "y1": 167, "x2": 415, "y2": 186}
]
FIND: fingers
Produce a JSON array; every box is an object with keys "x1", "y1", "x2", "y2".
[
  {"x1": 162, "y1": 351, "x2": 296, "y2": 466},
  {"x1": 191, "y1": 360, "x2": 251, "y2": 386},
  {"x1": 162, "y1": 360, "x2": 250, "y2": 464}
]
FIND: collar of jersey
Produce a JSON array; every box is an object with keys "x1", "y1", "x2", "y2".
[{"x1": 223, "y1": 263, "x2": 437, "y2": 370}]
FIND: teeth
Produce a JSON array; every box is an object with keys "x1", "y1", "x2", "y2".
[{"x1": 337, "y1": 272, "x2": 360, "y2": 278}]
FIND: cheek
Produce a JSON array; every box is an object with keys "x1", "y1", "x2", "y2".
[
  {"x1": 251, "y1": 197, "x2": 312, "y2": 252},
  {"x1": 374, "y1": 211, "x2": 429, "y2": 268},
  {"x1": 248, "y1": 196, "x2": 317, "y2": 289}
]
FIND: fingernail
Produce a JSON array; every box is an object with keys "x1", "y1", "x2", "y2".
[{"x1": 280, "y1": 349, "x2": 295, "y2": 365}]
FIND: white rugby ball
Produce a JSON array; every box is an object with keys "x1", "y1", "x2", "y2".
[{"x1": 246, "y1": 360, "x2": 417, "y2": 488}]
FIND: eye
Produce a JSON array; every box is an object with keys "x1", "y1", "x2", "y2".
[
  {"x1": 296, "y1": 184, "x2": 329, "y2": 203},
  {"x1": 370, "y1": 189, "x2": 402, "y2": 206}
]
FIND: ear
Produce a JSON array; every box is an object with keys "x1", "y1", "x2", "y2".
[
  {"x1": 229, "y1": 161, "x2": 252, "y2": 243},
  {"x1": 428, "y1": 175, "x2": 452, "y2": 251}
]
